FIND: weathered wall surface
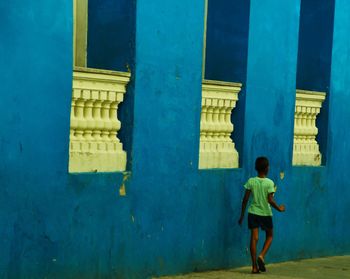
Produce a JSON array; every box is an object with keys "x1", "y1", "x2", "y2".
[
  {"x1": 0, "y1": 0, "x2": 350, "y2": 278},
  {"x1": 326, "y1": 0, "x2": 350, "y2": 254}
]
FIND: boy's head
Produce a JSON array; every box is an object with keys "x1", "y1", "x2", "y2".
[{"x1": 255, "y1": 157, "x2": 269, "y2": 175}]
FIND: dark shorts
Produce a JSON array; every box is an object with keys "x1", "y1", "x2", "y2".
[{"x1": 248, "y1": 213, "x2": 273, "y2": 230}]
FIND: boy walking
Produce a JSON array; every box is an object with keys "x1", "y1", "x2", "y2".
[{"x1": 238, "y1": 157, "x2": 285, "y2": 274}]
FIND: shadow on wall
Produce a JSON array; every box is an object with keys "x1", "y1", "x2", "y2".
[
  {"x1": 296, "y1": 0, "x2": 336, "y2": 165},
  {"x1": 87, "y1": 0, "x2": 136, "y2": 170},
  {"x1": 205, "y1": 0, "x2": 251, "y2": 167}
]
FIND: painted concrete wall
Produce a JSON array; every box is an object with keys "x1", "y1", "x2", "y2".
[
  {"x1": 327, "y1": 0, "x2": 350, "y2": 253},
  {"x1": 0, "y1": 1, "x2": 74, "y2": 278},
  {"x1": 0, "y1": 0, "x2": 350, "y2": 279}
]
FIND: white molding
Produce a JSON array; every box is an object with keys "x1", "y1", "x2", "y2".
[
  {"x1": 73, "y1": 0, "x2": 88, "y2": 67},
  {"x1": 293, "y1": 89, "x2": 326, "y2": 166},
  {"x1": 199, "y1": 80, "x2": 242, "y2": 169},
  {"x1": 202, "y1": 0, "x2": 209, "y2": 79},
  {"x1": 69, "y1": 67, "x2": 131, "y2": 173}
]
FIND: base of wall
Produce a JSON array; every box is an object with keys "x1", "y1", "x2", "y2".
[
  {"x1": 199, "y1": 142, "x2": 239, "y2": 169},
  {"x1": 293, "y1": 147, "x2": 322, "y2": 166},
  {"x1": 69, "y1": 149, "x2": 127, "y2": 172}
]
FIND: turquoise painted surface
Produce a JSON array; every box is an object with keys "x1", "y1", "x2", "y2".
[
  {"x1": 327, "y1": 0, "x2": 350, "y2": 252},
  {"x1": 243, "y1": 0, "x2": 301, "y2": 177},
  {"x1": 0, "y1": 0, "x2": 350, "y2": 278}
]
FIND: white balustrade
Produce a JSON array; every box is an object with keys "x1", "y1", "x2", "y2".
[
  {"x1": 199, "y1": 80, "x2": 241, "y2": 169},
  {"x1": 69, "y1": 67, "x2": 130, "y2": 173},
  {"x1": 293, "y1": 89, "x2": 326, "y2": 166}
]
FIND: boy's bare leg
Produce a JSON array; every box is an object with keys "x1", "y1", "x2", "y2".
[
  {"x1": 259, "y1": 228, "x2": 273, "y2": 261},
  {"x1": 250, "y1": 228, "x2": 259, "y2": 272}
]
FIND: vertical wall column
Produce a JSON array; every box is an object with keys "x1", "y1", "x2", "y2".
[
  {"x1": 327, "y1": 0, "x2": 350, "y2": 236},
  {"x1": 131, "y1": 1, "x2": 205, "y2": 174},
  {"x1": 328, "y1": 0, "x2": 350, "y2": 167},
  {"x1": 243, "y1": 0, "x2": 301, "y2": 177}
]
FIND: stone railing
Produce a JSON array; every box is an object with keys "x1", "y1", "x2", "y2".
[
  {"x1": 69, "y1": 67, "x2": 131, "y2": 173},
  {"x1": 293, "y1": 89, "x2": 326, "y2": 166},
  {"x1": 199, "y1": 80, "x2": 241, "y2": 169}
]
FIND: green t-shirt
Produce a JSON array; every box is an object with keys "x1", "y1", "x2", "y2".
[{"x1": 244, "y1": 177, "x2": 275, "y2": 216}]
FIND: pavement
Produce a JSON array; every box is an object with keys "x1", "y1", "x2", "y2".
[{"x1": 158, "y1": 256, "x2": 350, "y2": 279}]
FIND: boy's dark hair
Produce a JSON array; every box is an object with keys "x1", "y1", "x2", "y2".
[{"x1": 255, "y1": 157, "x2": 269, "y2": 173}]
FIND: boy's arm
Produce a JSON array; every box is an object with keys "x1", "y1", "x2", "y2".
[
  {"x1": 238, "y1": 190, "x2": 251, "y2": 225},
  {"x1": 268, "y1": 193, "x2": 285, "y2": 212}
]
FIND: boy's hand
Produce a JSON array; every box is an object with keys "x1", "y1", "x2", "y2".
[
  {"x1": 238, "y1": 216, "x2": 244, "y2": 226},
  {"x1": 279, "y1": 204, "x2": 286, "y2": 212}
]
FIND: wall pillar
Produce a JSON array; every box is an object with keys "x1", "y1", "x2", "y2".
[
  {"x1": 243, "y1": 0, "x2": 301, "y2": 180},
  {"x1": 327, "y1": 0, "x2": 350, "y2": 249},
  {"x1": 131, "y1": 1, "x2": 205, "y2": 174},
  {"x1": 125, "y1": 2, "x2": 205, "y2": 273}
]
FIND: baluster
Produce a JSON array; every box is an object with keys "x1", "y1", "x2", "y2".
[
  {"x1": 207, "y1": 101, "x2": 215, "y2": 168},
  {"x1": 199, "y1": 98, "x2": 209, "y2": 169},
  {"x1": 200, "y1": 102, "x2": 208, "y2": 143},
  {"x1": 212, "y1": 99, "x2": 220, "y2": 160},
  {"x1": 218, "y1": 104, "x2": 226, "y2": 144},
  {"x1": 70, "y1": 90, "x2": 79, "y2": 147},
  {"x1": 92, "y1": 98, "x2": 103, "y2": 143},
  {"x1": 293, "y1": 90, "x2": 326, "y2": 166},
  {"x1": 84, "y1": 99, "x2": 94, "y2": 143},
  {"x1": 101, "y1": 100, "x2": 111, "y2": 153},
  {"x1": 75, "y1": 97, "x2": 85, "y2": 144},
  {"x1": 225, "y1": 100, "x2": 234, "y2": 141},
  {"x1": 69, "y1": 69, "x2": 130, "y2": 173},
  {"x1": 110, "y1": 100, "x2": 121, "y2": 153},
  {"x1": 199, "y1": 81, "x2": 241, "y2": 169}
]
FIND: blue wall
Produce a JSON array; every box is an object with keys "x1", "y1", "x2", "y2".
[
  {"x1": 0, "y1": 0, "x2": 74, "y2": 278},
  {"x1": 243, "y1": 0, "x2": 301, "y2": 179},
  {"x1": 0, "y1": 0, "x2": 350, "y2": 278},
  {"x1": 327, "y1": 0, "x2": 350, "y2": 252}
]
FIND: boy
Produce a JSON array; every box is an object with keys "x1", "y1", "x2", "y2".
[{"x1": 238, "y1": 157, "x2": 285, "y2": 274}]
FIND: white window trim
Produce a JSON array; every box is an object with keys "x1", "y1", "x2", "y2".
[
  {"x1": 73, "y1": 0, "x2": 88, "y2": 67},
  {"x1": 202, "y1": 0, "x2": 209, "y2": 79}
]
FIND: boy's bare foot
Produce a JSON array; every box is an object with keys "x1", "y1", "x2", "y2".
[{"x1": 252, "y1": 265, "x2": 260, "y2": 274}]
